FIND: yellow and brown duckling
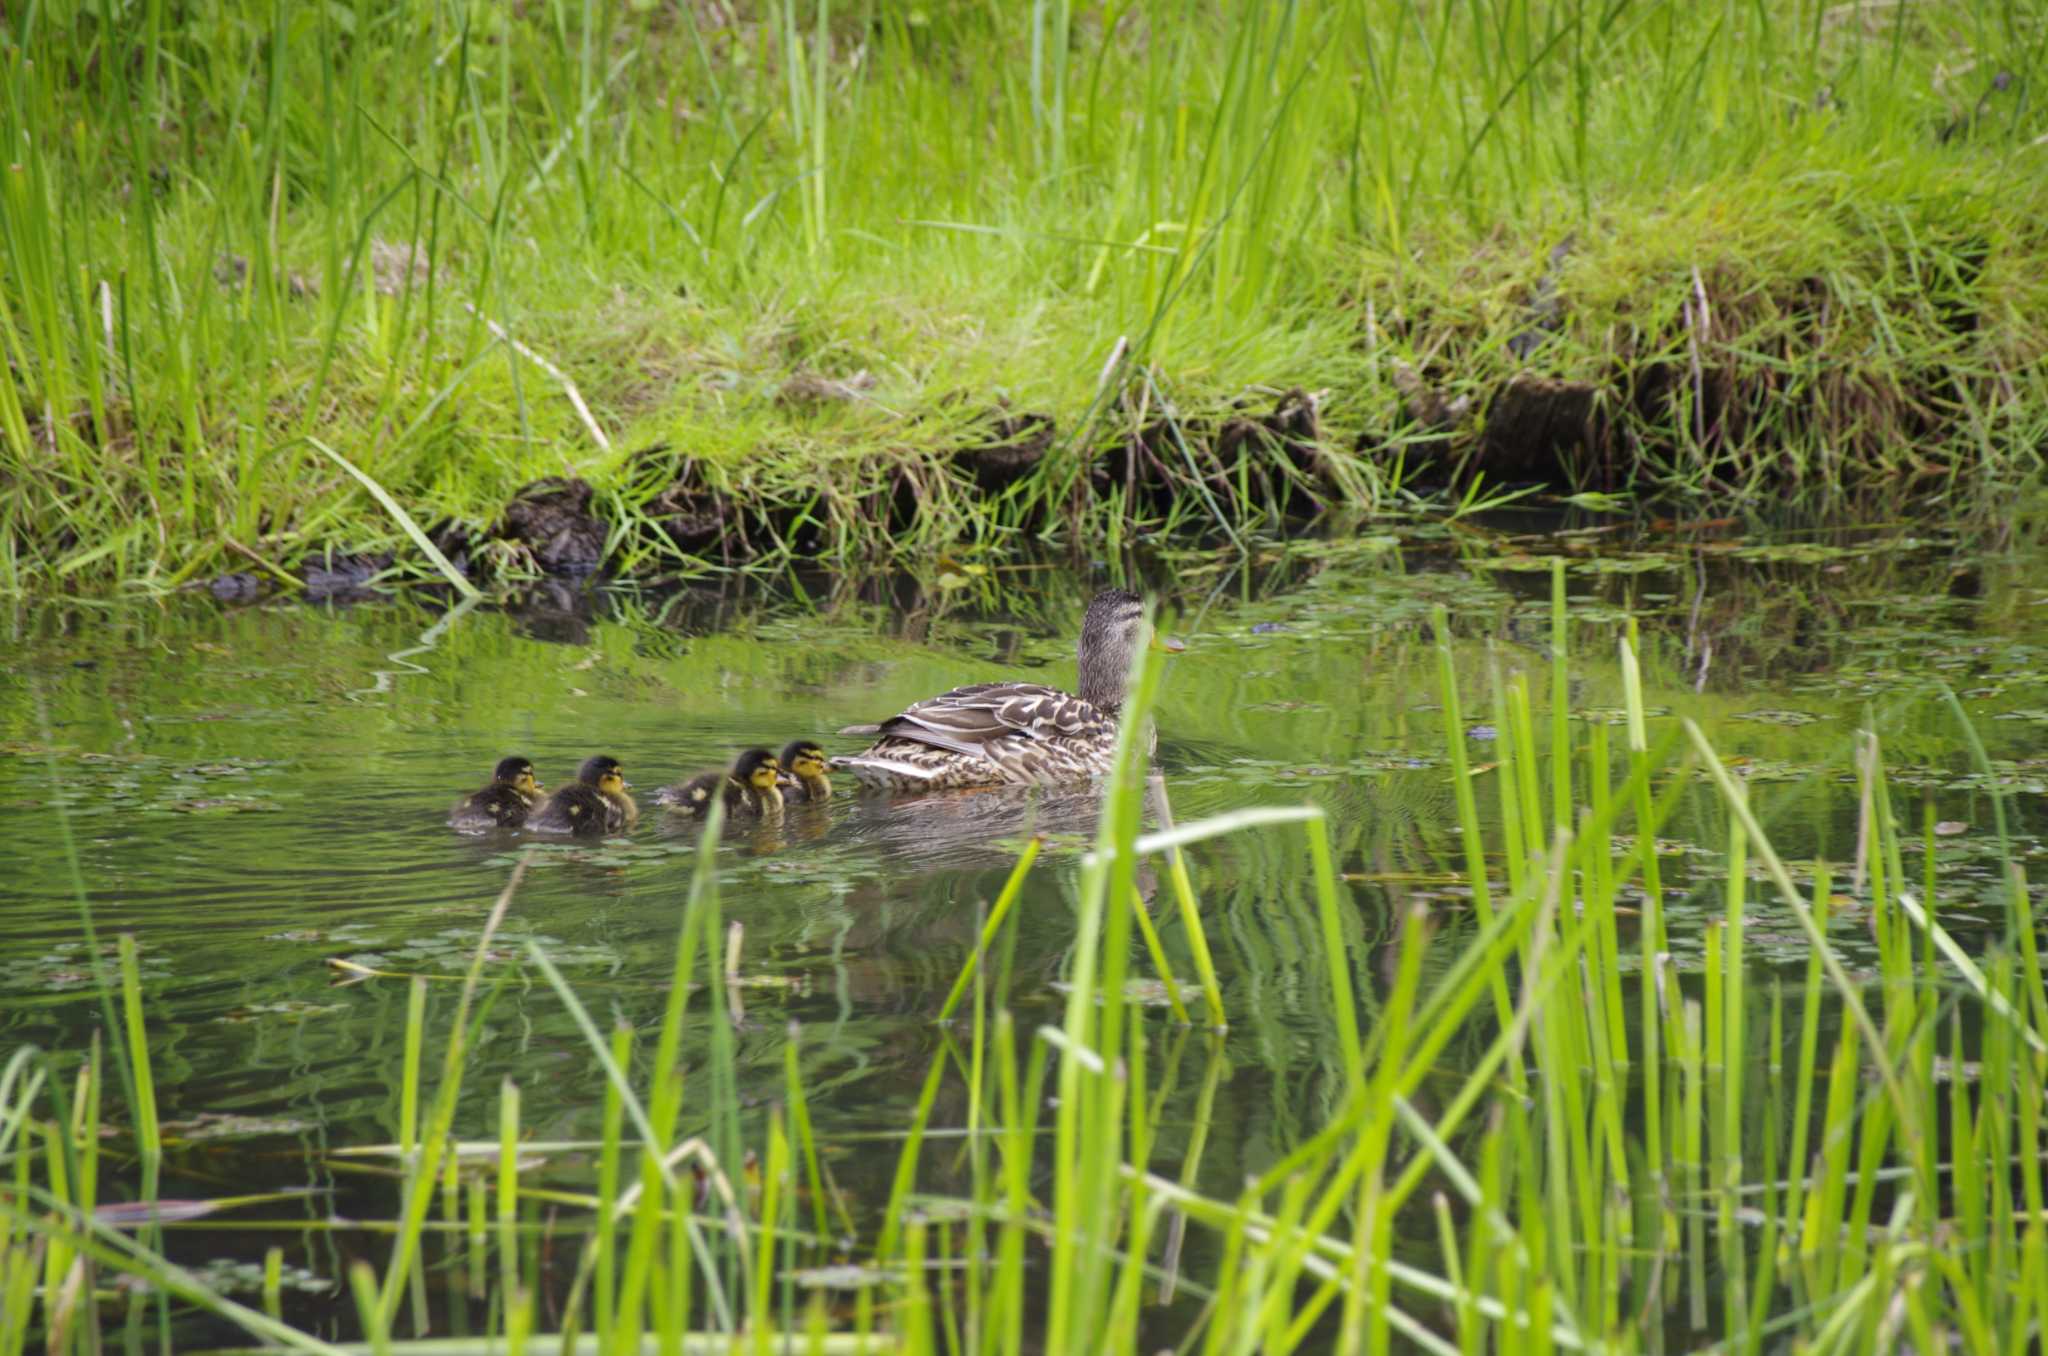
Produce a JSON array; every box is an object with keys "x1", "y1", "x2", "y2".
[
  {"x1": 449, "y1": 756, "x2": 545, "y2": 831},
  {"x1": 778, "y1": 740, "x2": 832, "y2": 803},
  {"x1": 528, "y1": 755, "x2": 638, "y2": 837},
  {"x1": 654, "y1": 748, "x2": 785, "y2": 820}
]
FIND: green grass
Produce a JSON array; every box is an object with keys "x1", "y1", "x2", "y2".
[
  {"x1": 2, "y1": 1, "x2": 2047, "y2": 589},
  {"x1": 7, "y1": 594, "x2": 2048, "y2": 1352}
]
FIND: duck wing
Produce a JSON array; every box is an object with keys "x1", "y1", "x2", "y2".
[{"x1": 847, "y1": 682, "x2": 1111, "y2": 759}]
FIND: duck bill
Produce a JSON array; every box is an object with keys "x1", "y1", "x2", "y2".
[{"x1": 1152, "y1": 633, "x2": 1187, "y2": 654}]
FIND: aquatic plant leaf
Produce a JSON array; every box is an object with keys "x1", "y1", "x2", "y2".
[
  {"x1": 161, "y1": 1112, "x2": 320, "y2": 1140},
  {"x1": 1728, "y1": 709, "x2": 1824, "y2": 726},
  {"x1": 786, "y1": 1264, "x2": 895, "y2": 1289}
]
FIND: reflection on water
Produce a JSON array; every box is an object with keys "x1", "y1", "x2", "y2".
[{"x1": 4, "y1": 516, "x2": 2048, "y2": 1330}]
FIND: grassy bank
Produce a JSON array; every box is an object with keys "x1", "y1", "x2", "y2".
[
  {"x1": 3, "y1": 1, "x2": 2047, "y2": 590},
  {"x1": 7, "y1": 579, "x2": 2048, "y2": 1351}
]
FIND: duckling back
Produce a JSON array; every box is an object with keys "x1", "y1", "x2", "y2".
[
  {"x1": 450, "y1": 782, "x2": 539, "y2": 832},
  {"x1": 530, "y1": 783, "x2": 627, "y2": 837},
  {"x1": 653, "y1": 771, "x2": 728, "y2": 818},
  {"x1": 654, "y1": 756, "x2": 784, "y2": 820}
]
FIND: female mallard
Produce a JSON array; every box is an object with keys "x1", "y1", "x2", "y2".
[
  {"x1": 653, "y1": 748, "x2": 785, "y2": 820},
  {"x1": 528, "y1": 755, "x2": 638, "y2": 837},
  {"x1": 778, "y1": 740, "x2": 832, "y2": 803},
  {"x1": 449, "y1": 756, "x2": 545, "y2": 831},
  {"x1": 833, "y1": 588, "x2": 1178, "y2": 792}
]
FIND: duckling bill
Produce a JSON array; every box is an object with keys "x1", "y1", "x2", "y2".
[
  {"x1": 654, "y1": 748, "x2": 785, "y2": 819},
  {"x1": 528, "y1": 755, "x2": 638, "y2": 837},
  {"x1": 449, "y1": 756, "x2": 545, "y2": 831}
]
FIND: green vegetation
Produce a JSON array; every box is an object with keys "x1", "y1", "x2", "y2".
[
  {"x1": 8, "y1": 573, "x2": 2048, "y2": 1351},
  {"x1": 4, "y1": 1, "x2": 2047, "y2": 590}
]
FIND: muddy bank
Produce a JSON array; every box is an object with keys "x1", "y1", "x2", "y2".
[
  {"x1": 1370, "y1": 225, "x2": 2043, "y2": 498},
  {"x1": 178, "y1": 218, "x2": 2046, "y2": 597}
]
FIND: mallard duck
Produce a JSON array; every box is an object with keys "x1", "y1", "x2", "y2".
[
  {"x1": 779, "y1": 740, "x2": 832, "y2": 803},
  {"x1": 653, "y1": 748, "x2": 785, "y2": 819},
  {"x1": 449, "y1": 756, "x2": 545, "y2": 831},
  {"x1": 833, "y1": 587, "x2": 1180, "y2": 791},
  {"x1": 528, "y1": 755, "x2": 638, "y2": 837}
]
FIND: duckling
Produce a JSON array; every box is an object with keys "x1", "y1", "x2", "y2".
[
  {"x1": 449, "y1": 756, "x2": 545, "y2": 831},
  {"x1": 778, "y1": 740, "x2": 832, "y2": 803},
  {"x1": 528, "y1": 755, "x2": 638, "y2": 837},
  {"x1": 653, "y1": 748, "x2": 785, "y2": 820}
]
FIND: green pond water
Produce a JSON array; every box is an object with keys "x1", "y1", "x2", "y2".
[{"x1": 5, "y1": 516, "x2": 2048, "y2": 1335}]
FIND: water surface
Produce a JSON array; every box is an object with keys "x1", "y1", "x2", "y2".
[{"x1": 5, "y1": 517, "x2": 2047, "y2": 1332}]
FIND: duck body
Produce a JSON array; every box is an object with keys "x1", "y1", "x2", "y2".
[
  {"x1": 529, "y1": 755, "x2": 638, "y2": 837},
  {"x1": 655, "y1": 748, "x2": 785, "y2": 820},
  {"x1": 833, "y1": 589, "x2": 1169, "y2": 793},
  {"x1": 450, "y1": 757, "x2": 545, "y2": 831},
  {"x1": 834, "y1": 683, "x2": 1120, "y2": 791}
]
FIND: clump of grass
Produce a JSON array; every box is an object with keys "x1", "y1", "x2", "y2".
[{"x1": 2, "y1": 2, "x2": 2046, "y2": 589}]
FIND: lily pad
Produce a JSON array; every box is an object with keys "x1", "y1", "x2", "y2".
[
  {"x1": 1051, "y1": 977, "x2": 1206, "y2": 1008},
  {"x1": 215, "y1": 1000, "x2": 347, "y2": 1022},
  {"x1": 164, "y1": 796, "x2": 282, "y2": 814},
  {"x1": 1728, "y1": 709, "x2": 1823, "y2": 727},
  {"x1": 1580, "y1": 706, "x2": 1672, "y2": 725},
  {"x1": 118, "y1": 1258, "x2": 334, "y2": 1297},
  {"x1": 786, "y1": 1264, "x2": 895, "y2": 1290},
  {"x1": 158, "y1": 1112, "x2": 316, "y2": 1140}
]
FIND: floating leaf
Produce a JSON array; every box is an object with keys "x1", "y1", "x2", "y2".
[
  {"x1": 786, "y1": 1264, "x2": 895, "y2": 1290},
  {"x1": 1729, "y1": 709, "x2": 1823, "y2": 727},
  {"x1": 215, "y1": 1000, "x2": 346, "y2": 1022},
  {"x1": 1051, "y1": 977, "x2": 1205, "y2": 1008},
  {"x1": 1580, "y1": 706, "x2": 1672, "y2": 725},
  {"x1": 164, "y1": 796, "x2": 281, "y2": 814},
  {"x1": 157, "y1": 1113, "x2": 316, "y2": 1141},
  {"x1": 117, "y1": 1257, "x2": 335, "y2": 1297}
]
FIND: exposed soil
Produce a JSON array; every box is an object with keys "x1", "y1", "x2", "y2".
[
  {"x1": 1479, "y1": 376, "x2": 1607, "y2": 488},
  {"x1": 493, "y1": 478, "x2": 609, "y2": 576},
  {"x1": 1100, "y1": 387, "x2": 1336, "y2": 518},
  {"x1": 647, "y1": 463, "x2": 737, "y2": 560},
  {"x1": 301, "y1": 550, "x2": 394, "y2": 601},
  {"x1": 954, "y1": 409, "x2": 1055, "y2": 495}
]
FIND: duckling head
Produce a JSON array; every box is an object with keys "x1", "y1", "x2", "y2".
[
  {"x1": 494, "y1": 756, "x2": 543, "y2": 797},
  {"x1": 779, "y1": 740, "x2": 830, "y2": 791},
  {"x1": 733, "y1": 747, "x2": 782, "y2": 794},
  {"x1": 576, "y1": 755, "x2": 630, "y2": 796}
]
